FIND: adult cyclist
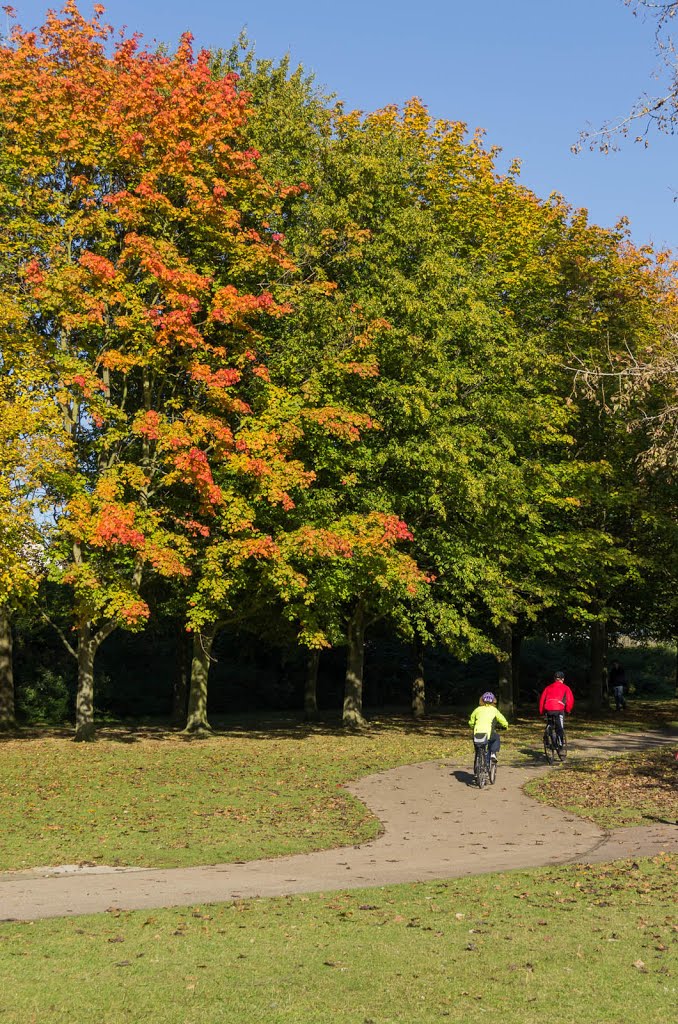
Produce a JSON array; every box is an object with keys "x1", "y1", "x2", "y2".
[
  {"x1": 538, "y1": 671, "x2": 574, "y2": 746},
  {"x1": 469, "y1": 692, "x2": 509, "y2": 762}
]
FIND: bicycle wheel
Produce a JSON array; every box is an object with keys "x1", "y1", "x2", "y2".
[
  {"x1": 474, "y1": 750, "x2": 487, "y2": 789},
  {"x1": 543, "y1": 729, "x2": 554, "y2": 765},
  {"x1": 557, "y1": 732, "x2": 568, "y2": 762},
  {"x1": 489, "y1": 757, "x2": 497, "y2": 785}
]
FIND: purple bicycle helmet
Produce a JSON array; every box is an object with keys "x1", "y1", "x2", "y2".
[{"x1": 481, "y1": 691, "x2": 497, "y2": 704}]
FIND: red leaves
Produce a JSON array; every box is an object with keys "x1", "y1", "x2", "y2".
[
  {"x1": 65, "y1": 372, "x2": 108, "y2": 399},
  {"x1": 23, "y1": 259, "x2": 44, "y2": 286},
  {"x1": 189, "y1": 363, "x2": 241, "y2": 390},
  {"x1": 379, "y1": 514, "x2": 414, "y2": 545},
  {"x1": 172, "y1": 447, "x2": 222, "y2": 508},
  {"x1": 287, "y1": 514, "x2": 415, "y2": 565},
  {"x1": 122, "y1": 235, "x2": 211, "y2": 295},
  {"x1": 239, "y1": 536, "x2": 279, "y2": 560},
  {"x1": 341, "y1": 359, "x2": 379, "y2": 378},
  {"x1": 91, "y1": 504, "x2": 146, "y2": 550},
  {"x1": 119, "y1": 599, "x2": 150, "y2": 625},
  {"x1": 303, "y1": 407, "x2": 376, "y2": 443},
  {"x1": 178, "y1": 518, "x2": 211, "y2": 539},
  {"x1": 136, "y1": 410, "x2": 161, "y2": 441},
  {"x1": 210, "y1": 285, "x2": 290, "y2": 326},
  {"x1": 79, "y1": 251, "x2": 117, "y2": 282},
  {"x1": 292, "y1": 527, "x2": 355, "y2": 559}
]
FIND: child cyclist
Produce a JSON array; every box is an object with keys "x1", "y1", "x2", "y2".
[{"x1": 469, "y1": 692, "x2": 509, "y2": 762}]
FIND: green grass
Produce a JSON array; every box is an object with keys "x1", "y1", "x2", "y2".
[
  {"x1": 0, "y1": 714, "x2": 477, "y2": 871},
  {"x1": 526, "y1": 746, "x2": 678, "y2": 828},
  {"x1": 0, "y1": 855, "x2": 675, "y2": 1023},
  {"x1": 0, "y1": 703, "x2": 675, "y2": 872}
]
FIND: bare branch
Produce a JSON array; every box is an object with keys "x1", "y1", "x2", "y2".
[
  {"x1": 563, "y1": 328, "x2": 678, "y2": 473},
  {"x1": 577, "y1": 1, "x2": 678, "y2": 152},
  {"x1": 40, "y1": 610, "x2": 77, "y2": 660}
]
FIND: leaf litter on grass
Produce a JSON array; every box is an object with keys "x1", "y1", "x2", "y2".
[{"x1": 527, "y1": 746, "x2": 678, "y2": 828}]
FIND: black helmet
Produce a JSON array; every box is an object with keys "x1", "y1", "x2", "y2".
[{"x1": 554, "y1": 670, "x2": 565, "y2": 680}]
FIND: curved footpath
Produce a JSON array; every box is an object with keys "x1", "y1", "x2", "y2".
[{"x1": 1, "y1": 730, "x2": 676, "y2": 922}]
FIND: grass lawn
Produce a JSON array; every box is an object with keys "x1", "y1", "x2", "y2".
[
  {"x1": 0, "y1": 714, "x2": 468, "y2": 871},
  {"x1": 0, "y1": 855, "x2": 675, "y2": 1023},
  {"x1": 0, "y1": 702, "x2": 675, "y2": 872},
  {"x1": 526, "y1": 746, "x2": 678, "y2": 828}
]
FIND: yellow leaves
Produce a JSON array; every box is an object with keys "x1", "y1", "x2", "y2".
[
  {"x1": 401, "y1": 96, "x2": 432, "y2": 136},
  {"x1": 95, "y1": 477, "x2": 119, "y2": 503}
]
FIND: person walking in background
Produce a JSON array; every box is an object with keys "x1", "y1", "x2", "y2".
[
  {"x1": 538, "y1": 671, "x2": 574, "y2": 745},
  {"x1": 608, "y1": 660, "x2": 627, "y2": 711}
]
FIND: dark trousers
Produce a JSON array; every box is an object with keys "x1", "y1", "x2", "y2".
[
  {"x1": 546, "y1": 713, "x2": 564, "y2": 742},
  {"x1": 474, "y1": 732, "x2": 500, "y2": 755}
]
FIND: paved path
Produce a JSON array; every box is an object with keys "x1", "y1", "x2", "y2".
[{"x1": 1, "y1": 730, "x2": 675, "y2": 922}]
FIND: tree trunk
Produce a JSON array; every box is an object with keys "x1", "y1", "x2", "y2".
[
  {"x1": 511, "y1": 631, "x2": 522, "y2": 708},
  {"x1": 589, "y1": 620, "x2": 606, "y2": 711},
  {"x1": 0, "y1": 607, "x2": 16, "y2": 731},
  {"x1": 171, "y1": 624, "x2": 190, "y2": 726},
  {"x1": 411, "y1": 638, "x2": 426, "y2": 719},
  {"x1": 496, "y1": 623, "x2": 515, "y2": 721},
  {"x1": 75, "y1": 622, "x2": 97, "y2": 742},
  {"x1": 304, "y1": 649, "x2": 320, "y2": 719},
  {"x1": 184, "y1": 626, "x2": 216, "y2": 734},
  {"x1": 343, "y1": 603, "x2": 366, "y2": 728}
]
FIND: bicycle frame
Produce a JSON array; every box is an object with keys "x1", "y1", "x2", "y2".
[
  {"x1": 473, "y1": 734, "x2": 497, "y2": 788},
  {"x1": 543, "y1": 713, "x2": 567, "y2": 764}
]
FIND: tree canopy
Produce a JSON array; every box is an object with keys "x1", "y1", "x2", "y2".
[{"x1": 1, "y1": 4, "x2": 676, "y2": 735}]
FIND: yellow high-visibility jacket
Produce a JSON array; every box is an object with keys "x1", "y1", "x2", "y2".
[{"x1": 468, "y1": 704, "x2": 509, "y2": 736}]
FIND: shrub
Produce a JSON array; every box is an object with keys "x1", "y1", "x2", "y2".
[{"x1": 16, "y1": 668, "x2": 71, "y2": 724}]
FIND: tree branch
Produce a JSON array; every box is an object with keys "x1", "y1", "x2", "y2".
[
  {"x1": 40, "y1": 610, "x2": 77, "y2": 660},
  {"x1": 92, "y1": 618, "x2": 118, "y2": 650}
]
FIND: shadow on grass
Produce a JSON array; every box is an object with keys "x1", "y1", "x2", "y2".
[
  {"x1": 518, "y1": 746, "x2": 545, "y2": 760},
  {"x1": 642, "y1": 813, "x2": 678, "y2": 825},
  {"x1": 1, "y1": 700, "x2": 676, "y2": 746},
  {"x1": 0, "y1": 710, "x2": 473, "y2": 744}
]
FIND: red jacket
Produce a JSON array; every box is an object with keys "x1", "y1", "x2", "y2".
[{"x1": 539, "y1": 681, "x2": 574, "y2": 714}]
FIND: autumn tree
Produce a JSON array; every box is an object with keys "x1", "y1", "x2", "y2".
[{"x1": 0, "y1": 3, "x2": 325, "y2": 738}]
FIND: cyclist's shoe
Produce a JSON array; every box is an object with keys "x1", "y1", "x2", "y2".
[{"x1": 490, "y1": 753, "x2": 498, "y2": 762}]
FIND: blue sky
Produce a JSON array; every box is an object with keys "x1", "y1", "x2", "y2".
[{"x1": 8, "y1": 1, "x2": 676, "y2": 248}]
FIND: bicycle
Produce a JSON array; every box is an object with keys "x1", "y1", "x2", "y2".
[
  {"x1": 473, "y1": 732, "x2": 497, "y2": 788},
  {"x1": 543, "y1": 713, "x2": 567, "y2": 765}
]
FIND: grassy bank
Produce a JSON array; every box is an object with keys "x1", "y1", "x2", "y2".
[{"x1": 0, "y1": 855, "x2": 675, "y2": 1023}]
